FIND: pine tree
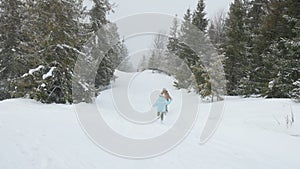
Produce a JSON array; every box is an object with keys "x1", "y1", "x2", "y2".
[
  {"x1": 119, "y1": 38, "x2": 128, "y2": 61},
  {"x1": 90, "y1": 0, "x2": 112, "y2": 31},
  {"x1": 286, "y1": 0, "x2": 300, "y2": 101},
  {"x1": 223, "y1": 0, "x2": 248, "y2": 95},
  {"x1": 95, "y1": 24, "x2": 121, "y2": 89},
  {"x1": 208, "y1": 23, "x2": 217, "y2": 45},
  {"x1": 189, "y1": 1, "x2": 211, "y2": 97},
  {"x1": 118, "y1": 57, "x2": 134, "y2": 72},
  {"x1": 138, "y1": 55, "x2": 148, "y2": 71},
  {"x1": 88, "y1": 0, "x2": 118, "y2": 91},
  {"x1": 166, "y1": 3, "x2": 216, "y2": 98},
  {"x1": 74, "y1": 0, "x2": 121, "y2": 102},
  {"x1": 0, "y1": 0, "x2": 126, "y2": 103},
  {"x1": 165, "y1": 14, "x2": 192, "y2": 87},
  {"x1": 8, "y1": 0, "x2": 87, "y2": 103},
  {"x1": 0, "y1": 0, "x2": 27, "y2": 100},
  {"x1": 148, "y1": 32, "x2": 167, "y2": 69},
  {"x1": 177, "y1": 8, "x2": 199, "y2": 68},
  {"x1": 239, "y1": 0, "x2": 269, "y2": 96},
  {"x1": 174, "y1": 62, "x2": 193, "y2": 89},
  {"x1": 34, "y1": 0, "x2": 84, "y2": 103},
  {"x1": 208, "y1": 10, "x2": 227, "y2": 52},
  {"x1": 117, "y1": 39, "x2": 132, "y2": 72},
  {"x1": 148, "y1": 52, "x2": 159, "y2": 69},
  {"x1": 176, "y1": 9, "x2": 199, "y2": 89},
  {"x1": 167, "y1": 15, "x2": 180, "y2": 54},
  {"x1": 261, "y1": 0, "x2": 300, "y2": 98},
  {"x1": 192, "y1": 0, "x2": 209, "y2": 32},
  {"x1": 165, "y1": 15, "x2": 182, "y2": 74}
]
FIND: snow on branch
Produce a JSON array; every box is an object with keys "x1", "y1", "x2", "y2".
[
  {"x1": 78, "y1": 81, "x2": 89, "y2": 91},
  {"x1": 56, "y1": 44, "x2": 86, "y2": 56},
  {"x1": 0, "y1": 67, "x2": 6, "y2": 73},
  {"x1": 43, "y1": 67, "x2": 56, "y2": 80},
  {"x1": 22, "y1": 65, "x2": 45, "y2": 77}
]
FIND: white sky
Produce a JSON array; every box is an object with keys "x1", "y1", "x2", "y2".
[
  {"x1": 83, "y1": 0, "x2": 234, "y2": 68},
  {"x1": 108, "y1": 0, "x2": 233, "y2": 21}
]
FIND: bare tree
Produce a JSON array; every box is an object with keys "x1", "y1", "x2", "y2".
[
  {"x1": 152, "y1": 30, "x2": 168, "y2": 58},
  {"x1": 148, "y1": 30, "x2": 168, "y2": 69},
  {"x1": 208, "y1": 9, "x2": 227, "y2": 48}
]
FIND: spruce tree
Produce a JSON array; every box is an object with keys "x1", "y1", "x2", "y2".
[
  {"x1": 148, "y1": 52, "x2": 159, "y2": 69},
  {"x1": 261, "y1": 0, "x2": 300, "y2": 98},
  {"x1": 223, "y1": 0, "x2": 248, "y2": 95},
  {"x1": 208, "y1": 10, "x2": 226, "y2": 50},
  {"x1": 138, "y1": 55, "x2": 148, "y2": 71},
  {"x1": 75, "y1": 0, "x2": 121, "y2": 102},
  {"x1": 174, "y1": 4, "x2": 213, "y2": 98},
  {"x1": 178, "y1": 8, "x2": 199, "y2": 68},
  {"x1": 88, "y1": 0, "x2": 117, "y2": 91},
  {"x1": 0, "y1": 0, "x2": 27, "y2": 100},
  {"x1": 9, "y1": 0, "x2": 86, "y2": 103},
  {"x1": 192, "y1": 0, "x2": 209, "y2": 32},
  {"x1": 165, "y1": 15, "x2": 182, "y2": 74},
  {"x1": 118, "y1": 57, "x2": 134, "y2": 72},
  {"x1": 176, "y1": 9, "x2": 199, "y2": 89},
  {"x1": 240, "y1": 0, "x2": 269, "y2": 96},
  {"x1": 148, "y1": 32, "x2": 167, "y2": 70},
  {"x1": 189, "y1": 0, "x2": 211, "y2": 97},
  {"x1": 117, "y1": 39, "x2": 131, "y2": 72},
  {"x1": 165, "y1": 2, "x2": 218, "y2": 98},
  {"x1": 167, "y1": 15, "x2": 180, "y2": 55},
  {"x1": 0, "y1": 0, "x2": 126, "y2": 103},
  {"x1": 165, "y1": 15, "x2": 193, "y2": 88}
]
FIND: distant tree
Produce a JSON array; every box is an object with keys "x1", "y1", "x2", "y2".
[
  {"x1": 174, "y1": 3, "x2": 214, "y2": 98},
  {"x1": 176, "y1": 8, "x2": 199, "y2": 89},
  {"x1": 119, "y1": 38, "x2": 129, "y2": 62},
  {"x1": 192, "y1": 0, "x2": 209, "y2": 32},
  {"x1": 167, "y1": 15, "x2": 180, "y2": 54},
  {"x1": 187, "y1": 2, "x2": 211, "y2": 97},
  {"x1": 165, "y1": 2, "x2": 226, "y2": 100},
  {"x1": 165, "y1": 15, "x2": 182, "y2": 74},
  {"x1": 148, "y1": 52, "x2": 159, "y2": 69},
  {"x1": 138, "y1": 55, "x2": 148, "y2": 71},
  {"x1": 148, "y1": 31, "x2": 167, "y2": 69},
  {"x1": 118, "y1": 57, "x2": 134, "y2": 72},
  {"x1": 208, "y1": 9, "x2": 226, "y2": 50}
]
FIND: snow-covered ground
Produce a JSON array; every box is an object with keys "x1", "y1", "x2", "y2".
[{"x1": 0, "y1": 70, "x2": 299, "y2": 169}]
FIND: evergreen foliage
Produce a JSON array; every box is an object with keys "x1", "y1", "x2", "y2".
[
  {"x1": 0, "y1": 0, "x2": 27, "y2": 100},
  {"x1": 165, "y1": 1, "x2": 225, "y2": 100},
  {"x1": 0, "y1": 0, "x2": 299, "y2": 102},
  {"x1": 222, "y1": 0, "x2": 299, "y2": 100},
  {"x1": 0, "y1": 0, "x2": 125, "y2": 103}
]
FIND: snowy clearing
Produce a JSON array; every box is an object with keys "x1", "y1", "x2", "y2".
[{"x1": 0, "y1": 70, "x2": 299, "y2": 169}]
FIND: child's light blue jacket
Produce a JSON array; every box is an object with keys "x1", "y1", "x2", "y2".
[{"x1": 153, "y1": 95, "x2": 172, "y2": 112}]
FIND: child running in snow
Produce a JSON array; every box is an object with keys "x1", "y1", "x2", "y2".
[
  {"x1": 162, "y1": 88, "x2": 172, "y2": 113},
  {"x1": 153, "y1": 89, "x2": 172, "y2": 122}
]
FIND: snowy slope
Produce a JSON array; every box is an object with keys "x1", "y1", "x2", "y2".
[{"x1": 0, "y1": 70, "x2": 299, "y2": 169}]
